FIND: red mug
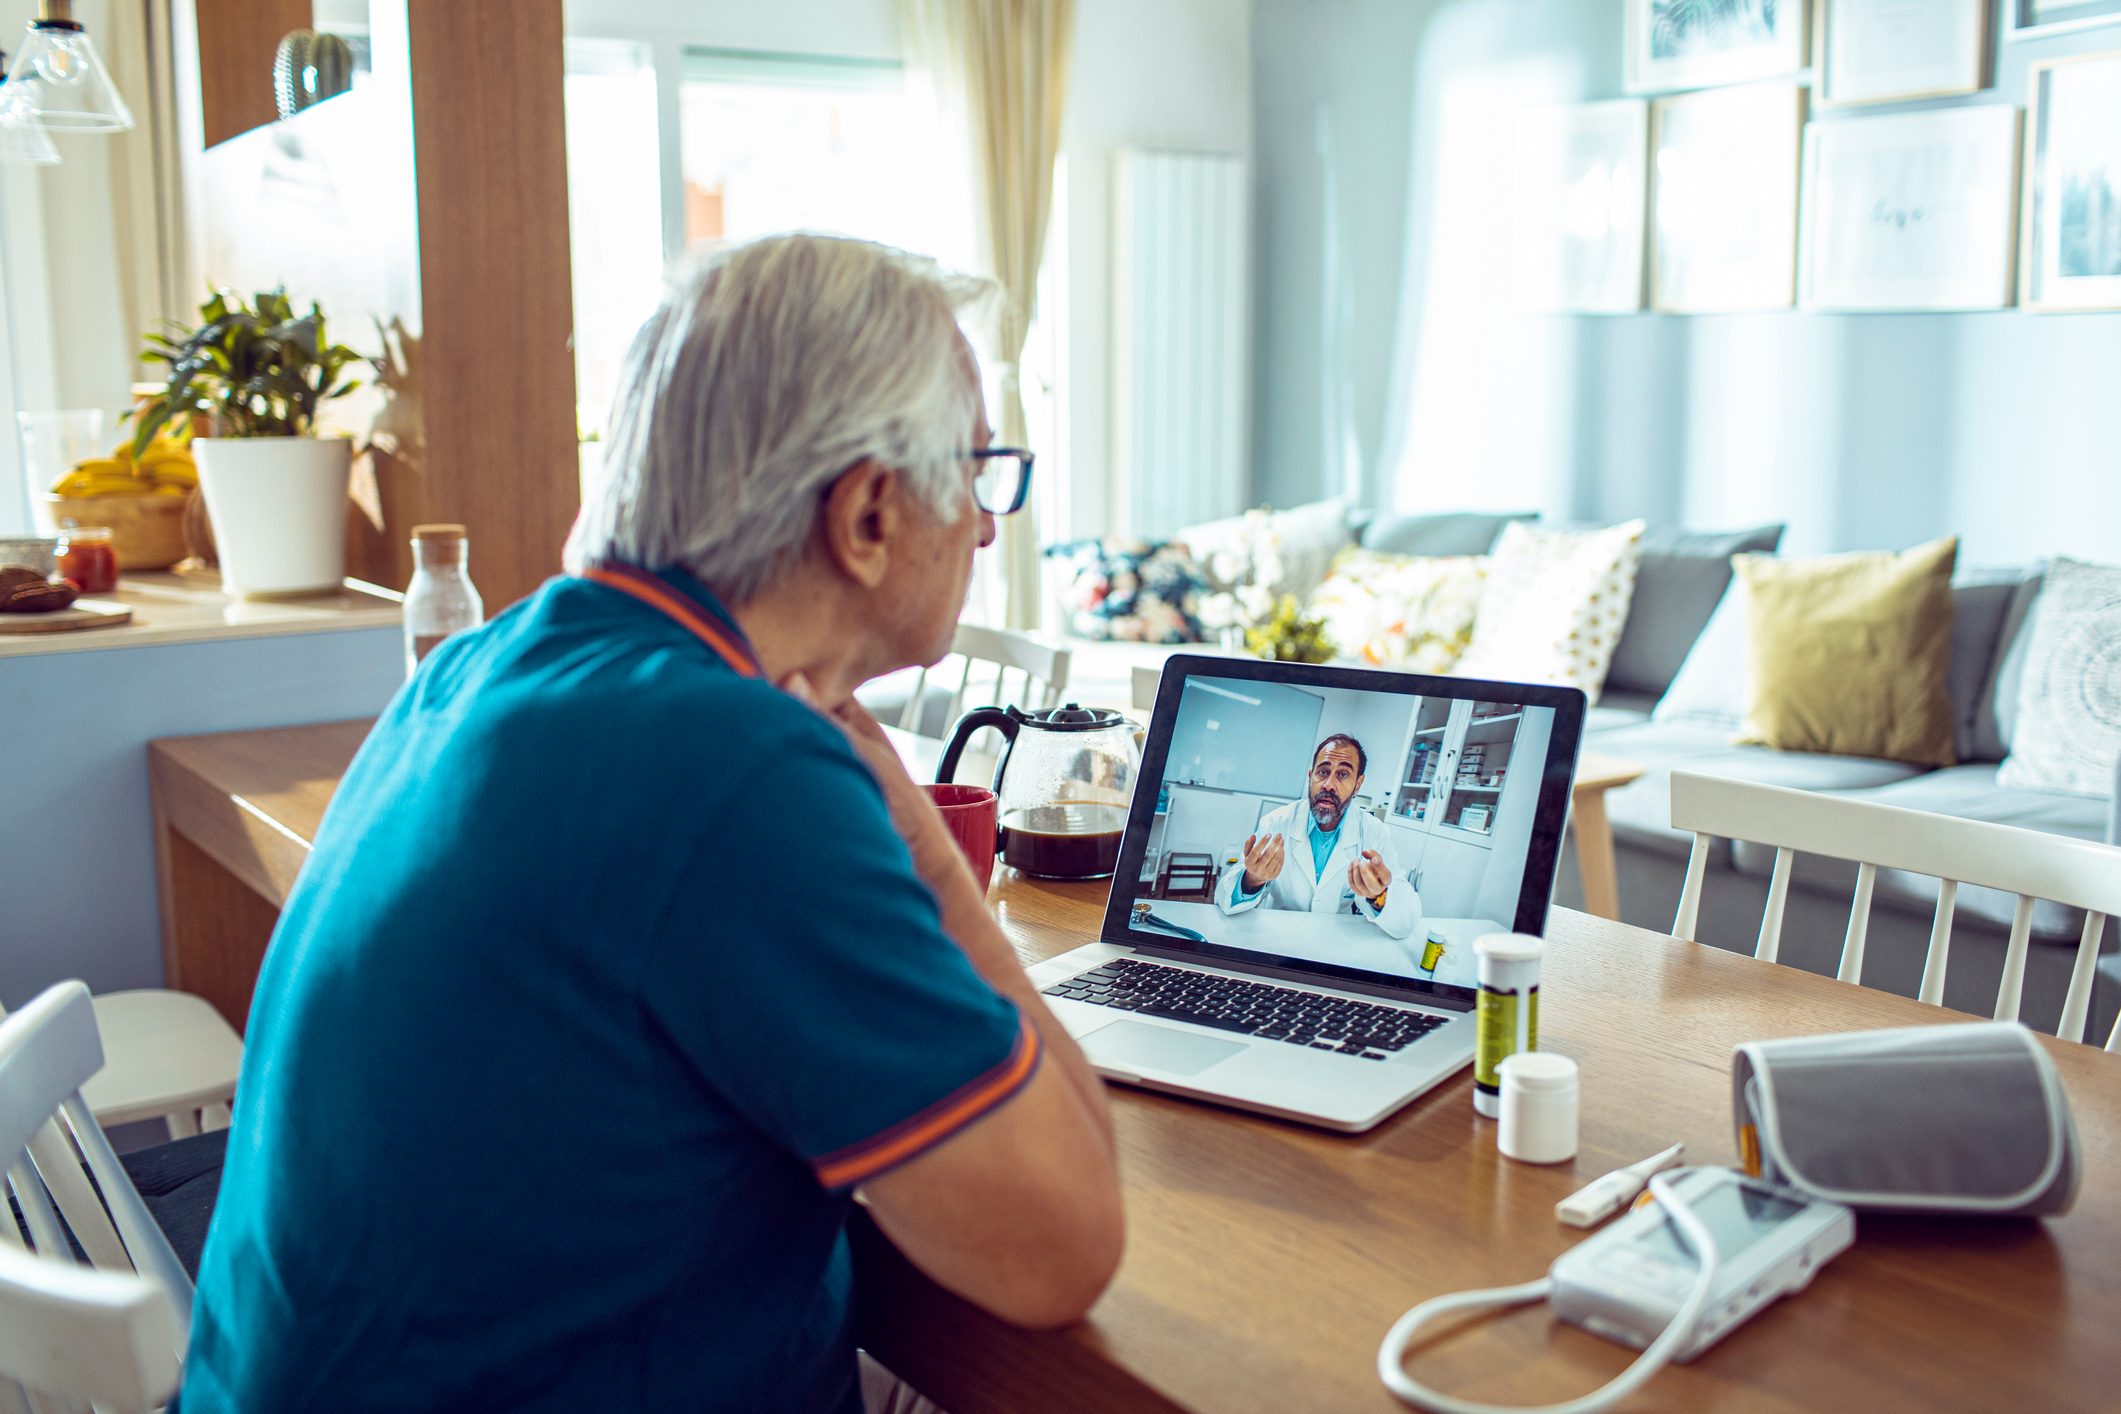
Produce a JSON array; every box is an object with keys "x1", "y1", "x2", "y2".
[{"x1": 925, "y1": 783, "x2": 999, "y2": 895}]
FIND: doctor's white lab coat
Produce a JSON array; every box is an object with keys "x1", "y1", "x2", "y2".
[{"x1": 1213, "y1": 801, "x2": 1422, "y2": 941}]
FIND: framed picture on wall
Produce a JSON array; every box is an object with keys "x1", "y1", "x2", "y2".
[
  {"x1": 2010, "y1": 0, "x2": 2121, "y2": 39},
  {"x1": 1800, "y1": 106, "x2": 2021, "y2": 311},
  {"x1": 1817, "y1": 0, "x2": 1989, "y2": 107},
  {"x1": 1507, "y1": 100, "x2": 1649, "y2": 313},
  {"x1": 1651, "y1": 83, "x2": 1806, "y2": 311},
  {"x1": 1625, "y1": 0, "x2": 1807, "y2": 93},
  {"x1": 2024, "y1": 49, "x2": 2121, "y2": 310}
]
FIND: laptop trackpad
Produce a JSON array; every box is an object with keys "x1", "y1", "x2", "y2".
[{"x1": 1084, "y1": 1020, "x2": 1246, "y2": 1076}]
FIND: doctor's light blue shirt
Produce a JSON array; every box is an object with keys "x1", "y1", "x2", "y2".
[{"x1": 1235, "y1": 808, "x2": 1342, "y2": 901}]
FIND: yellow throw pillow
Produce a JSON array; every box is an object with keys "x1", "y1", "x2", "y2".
[{"x1": 1735, "y1": 536, "x2": 1959, "y2": 767}]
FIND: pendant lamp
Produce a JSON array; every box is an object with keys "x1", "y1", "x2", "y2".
[
  {"x1": 3, "y1": 1, "x2": 134, "y2": 133},
  {"x1": 0, "y1": 54, "x2": 62, "y2": 165}
]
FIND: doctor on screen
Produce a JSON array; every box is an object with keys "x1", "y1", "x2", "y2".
[{"x1": 1213, "y1": 734, "x2": 1421, "y2": 940}]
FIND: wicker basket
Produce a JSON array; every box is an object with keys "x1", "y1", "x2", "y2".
[{"x1": 36, "y1": 493, "x2": 193, "y2": 571}]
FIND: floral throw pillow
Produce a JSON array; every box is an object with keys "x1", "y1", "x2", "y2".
[
  {"x1": 1044, "y1": 538, "x2": 1210, "y2": 644},
  {"x1": 1308, "y1": 549, "x2": 1491, "y2": 673}
]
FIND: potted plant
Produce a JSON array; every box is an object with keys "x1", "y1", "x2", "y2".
[{"x1": 132, "y1": 289, "x2": 367, "y2": 597}]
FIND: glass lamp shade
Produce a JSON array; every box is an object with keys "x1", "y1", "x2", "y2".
[
  {"x1": 5, "y1": 20, "x2": 134, "y2": 132},
  {"x1": 0, "y1": 86, "x2": 62, "y2": 164}
]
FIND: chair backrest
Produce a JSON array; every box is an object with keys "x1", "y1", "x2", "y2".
[
  {"x1": 897, "y1": 623, "x2": 1073, "y2": 735},
  {"x1": 0, "y1": 983, "x2": 188, "y2": 1413},
  {"x1": 1668, "y1": 771, "x2": 2121, "y2": 1051}
]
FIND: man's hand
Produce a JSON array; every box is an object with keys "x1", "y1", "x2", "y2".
[
  {"x1": 1241, "y1": 832, "x2": 1285, "y2": 893},
  {"x1": 1349, "y1": 848, "x2": 1391, "y2": 902},
  {"x1": 785, "y1": 673, "x2": 965, "y2": 886}
]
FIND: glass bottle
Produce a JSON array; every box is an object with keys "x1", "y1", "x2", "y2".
[{"x1": 404, "y1": 523, "x2": 482, "y2": 673}]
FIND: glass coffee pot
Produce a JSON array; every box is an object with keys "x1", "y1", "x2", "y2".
[{"x1": 937, "y1": 704, "x2": 1142, "y2": 880}]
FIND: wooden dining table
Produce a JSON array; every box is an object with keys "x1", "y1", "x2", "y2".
[{"x1": 147, "y1": 717, "x2": 2121, "y2": 1413}]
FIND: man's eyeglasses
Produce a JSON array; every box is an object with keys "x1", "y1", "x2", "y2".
[{"x1": 971, "y1": 447, "x2": 1035, "y2": 516}]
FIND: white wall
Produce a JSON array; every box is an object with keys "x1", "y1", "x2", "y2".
[
  {"x1": 1252, "y1": 0, "x2": 2121, "y2": 566},
  {"x1": 1056, "y1": 0, "x2": 1252, "y2": 541}
]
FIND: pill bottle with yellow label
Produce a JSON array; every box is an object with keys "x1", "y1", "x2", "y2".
[{"x1": 1473, "y1": 932, "x2": 1543, "y2": 1118}]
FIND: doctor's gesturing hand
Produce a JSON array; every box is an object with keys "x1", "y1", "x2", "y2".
[
  {"x1": 1241, "y1": 832, "x2": 1287, "y2": 894},
  {"x1": 1348, "y1": 848, "x2": 1391, "y2": 904}
]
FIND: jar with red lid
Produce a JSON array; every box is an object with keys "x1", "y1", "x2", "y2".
[{"x1": 55, "y1": 527, "x2": 119, "y2": 594}]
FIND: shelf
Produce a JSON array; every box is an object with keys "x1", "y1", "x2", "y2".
[
  {"x1": 1413, "y1": 725, "x2": 1448, "y2": 738},
  {"x1": 1450, "y1": 783, "x2": 1503, "y2": 793},
  {"x1": 1464, "y1": 712, "x2": 1523, "y2": 733}
]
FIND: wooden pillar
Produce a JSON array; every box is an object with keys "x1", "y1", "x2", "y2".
[
  {"x1": 182, "y1": 0, "x2": 579, "y2": 612},
  {"x1": 191, "y1": 0, "x2": 313, "y2": 149},
  {"x1": 372, "y1": 0, "x2": 577, "y2": 608}
]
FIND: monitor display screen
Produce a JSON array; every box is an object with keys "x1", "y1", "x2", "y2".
[{"x1": 1103, "y1": 659, "x2": 1585, "y2": 1002}]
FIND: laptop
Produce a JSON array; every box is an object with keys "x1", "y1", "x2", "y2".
[{"x1": 1029, "y1": 656, "x2": 1587, "y2": 1132}]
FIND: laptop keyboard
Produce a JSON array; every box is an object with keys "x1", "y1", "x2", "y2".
[{"x1": 1042, "y1": 957, "x2": 1451, "y2": 1061}]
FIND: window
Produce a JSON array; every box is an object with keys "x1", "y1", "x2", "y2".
[
  {"x1": 563, "y1": 40, "x2": 667, "y2": 446},
  {"x1": 561, "y1": 38, "x2": 1060, "y2": 625},
  {"x1": 677, "y1": 49, "x2": 966, "y2": 267}
]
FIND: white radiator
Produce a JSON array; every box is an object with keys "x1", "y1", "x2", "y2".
[{"x1": 1112, "y1": 148, "x2": 1249, "y2": 539}]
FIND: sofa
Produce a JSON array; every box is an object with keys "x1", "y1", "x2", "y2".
[
  {"x1": 1040, "y1": 506, "x2": 2121, "y2": 1043},
  {"x1": 1543, "y1": 555, "x2": 2120, "y2": 1046}
]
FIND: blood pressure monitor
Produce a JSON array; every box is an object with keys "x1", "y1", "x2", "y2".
[{"x1": 1549, "y1": 1167, "x2": 1855, "y2": 1361}]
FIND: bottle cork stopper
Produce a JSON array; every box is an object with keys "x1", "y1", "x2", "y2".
[{"x1": 411, "y1": 523, "x2": 466, "y2": 542}]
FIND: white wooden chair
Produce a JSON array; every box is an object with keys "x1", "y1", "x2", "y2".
[
  {"x1": 1670, "y1": 771, "x2": 2121, "y2": 1050},
  {"x1": 896, "y1": 623, "x2": 1073, "y2": 736},
  {"x1": 1, "y1": 982, "x2": 191, "y2": 1413},
  {"x1": 0, "y1": 989, "x2": 241, "y2": 1142}
]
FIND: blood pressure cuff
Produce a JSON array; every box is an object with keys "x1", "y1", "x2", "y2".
[{"x1": 1732, "y1": 1021, "x2": 2079, "y2": 1217}]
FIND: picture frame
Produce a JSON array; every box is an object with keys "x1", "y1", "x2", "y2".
[
  {"x1": 2009, "y1": 0, "x2": 2121, "y2": 39},
  {"x1": 1651, "y1": 83, "x2": 1807, "y2": 312},
  {"x1": 2023, "y1": 49, "x2": 2121, "y2": 311},
  {"x1": 1800, "y1": 106, "x2": 2021, "y2": 312},
  {"x1": 1625, "y1": 0, "x2": 1807, "y2": 94},
  {"x1": 1507, "y1": 100, "x2": 1649, "y2": 314},
  {"x1": 1815, "y1": 0, "x2": 1990, "y2": 108}
]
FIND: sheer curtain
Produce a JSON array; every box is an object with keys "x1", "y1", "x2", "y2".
[{"x1": 901, "y1": 0, "x2": 1073, "y2": 632}]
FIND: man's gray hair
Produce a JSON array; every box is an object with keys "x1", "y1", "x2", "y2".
[{"x1": 565, "y1": 233, "x2": 992, "y2": 603}]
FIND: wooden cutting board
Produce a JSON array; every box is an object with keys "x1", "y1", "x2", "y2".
[{"x1": 0, "y1": 599, "x2": 133, "y2": 634}]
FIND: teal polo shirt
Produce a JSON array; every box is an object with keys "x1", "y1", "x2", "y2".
[{"x1": 179, "y1": 566, "x2": 1035, "y2": 1413}]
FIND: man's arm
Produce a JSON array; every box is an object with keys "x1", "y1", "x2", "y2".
[{"x1": 829, "y1": 700, "x2": 1123, "y2": 1327}]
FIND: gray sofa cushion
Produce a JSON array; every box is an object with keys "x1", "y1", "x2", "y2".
[
  {"x1": 1971, "y1": 570, "x2": 2046, "y2": 763},
  {"x1": 1944, "y1": 570, "x2": 2028, "y2": 763},
  {"x1": 1587, "y1": 690, "x2": 1659, "y2": 734},
  {"x1": 1727, "y1": 764, "x2": 2109, "y2": 941},
  {"x1": 1588, "y1": 720, "x2": 1926, "y2": 860},
  {"x1": 1604, "y1": 524, "x2": 1785, "y2": 700},
  {"x1": 1360, "y1": 510, "x2": 1537, "y2": 557}
]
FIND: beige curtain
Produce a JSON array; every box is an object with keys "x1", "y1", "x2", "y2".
[{"x1": 902, "y1": 0, "x2": 1074, "y2": 631}]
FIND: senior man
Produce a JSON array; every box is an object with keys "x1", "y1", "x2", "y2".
[
  {"x1": 1213, "y1": 734, "x2": 1422, "y2": 941},
  {"x1": 179, "y1": 235, "x2": 1122, "y2": 1413}
]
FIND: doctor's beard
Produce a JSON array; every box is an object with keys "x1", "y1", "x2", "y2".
[{"x1": 1310, "y1": 791, "x2": 1346, "y2": 831}]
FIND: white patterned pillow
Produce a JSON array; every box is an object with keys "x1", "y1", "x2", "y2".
[
  {"x1": 1996, "y1": 558, "x2": 2121, "y2": 797},
  {"x1": 1454, "y1": 520, "x2": 1646, "y2": 702},
  {"x1": 1308, "y1": 550, "x2": 1491, "y2": 673},
  {"x1": 1176, "y1": 497, "x2": 1358, "y2": 602}
]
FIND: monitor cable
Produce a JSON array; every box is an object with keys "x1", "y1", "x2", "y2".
[{"x1": 1375, "y1": 1168, "x2": 1720, "y2": 1414}]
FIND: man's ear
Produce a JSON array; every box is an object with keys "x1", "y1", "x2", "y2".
[{"x1": 818, "y1": 458, "x2": 896, "y2": 590}]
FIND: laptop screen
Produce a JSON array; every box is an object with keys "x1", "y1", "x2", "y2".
[{"x1": 1099, "y1": 657, "x2": 1586, "y2": 1004}]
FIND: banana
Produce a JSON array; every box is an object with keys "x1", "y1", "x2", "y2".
[
  {"x1": 142, "y1": 460, "x2": 197, "y2": 488},
  {"x1": 53, "y1": 473, "x2": 155, "y2": 498},
  {"x1": 150, "y1": 484, "x2": 189, "y2": 498}
]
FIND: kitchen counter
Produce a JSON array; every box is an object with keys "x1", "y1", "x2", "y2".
[{"x1": 0, "y1": 568, "x2": 401, "y2": 659}]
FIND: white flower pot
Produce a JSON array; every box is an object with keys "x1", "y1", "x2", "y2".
[{"x1": 193, "y1": 436, "x2": 352, "y2": 597}]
